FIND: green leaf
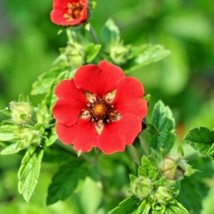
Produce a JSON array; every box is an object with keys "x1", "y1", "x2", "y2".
[
  {"x1": 0, "y1": 125, "x2": 19, "y2": 141},
  {"x1": 108, "y1": 196, "x2": 140, "y2": 214},
  {"x1": 126, "y1": 44, "x2": 170, "y2": 73},
  {"x1": 18, "y1": 146, "x2": 44, "y2": 202},
  {"x1": 102, "y1": 19, "x2": 120, "y2": 44},
  {"x1": 138, "y1": 156, "x2": 157, "y2": 179},
  {"x1": 149, "y1": 101, "x2": 176, "y2": 154},
  {"x1": 85, "y1": 43, "x2": 101, "y2": 63},
  {"x1": 184, "y1": 127, "x2": 214, "y2": 157},
  {"x1": 46, "y1": 159, "x2": 88, "y2": 205},
  {"x1": 165, "y1": 202, "x2": 189, "y2": 214},
  {"x1": 31, "y1": 68, "x2": 69, "y2": 95},
  {"x1": 1, "y1": 141, "x2": 30, "y2": 155},
  {"x1": 134, "y1": 200, "x2": 151, "y2": 214},
  {"x1": 43, "y1": 145, "x2": 73, "y2": 164},
  {"x1": 0, "y1": 128, "x2": 40, "y2": 155}
]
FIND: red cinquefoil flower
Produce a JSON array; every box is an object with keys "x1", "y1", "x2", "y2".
[
  {"x1": 50, "y1": 0, "x2": 88, "y2": 26},
  {"x1": 53, "y1": 61, "x2": 147, "y2": 154}
]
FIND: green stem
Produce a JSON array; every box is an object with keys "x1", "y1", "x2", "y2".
[{"x1": 89, "y1": 26, "x2": 100, "y2": 44}]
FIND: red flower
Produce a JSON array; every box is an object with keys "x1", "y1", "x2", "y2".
[
  {"x1": 50, "y1": 0, "x2": 88, "y2": 26},
  {"x1": 53, "y1": 61, "x2": 147, "y2": 154}
]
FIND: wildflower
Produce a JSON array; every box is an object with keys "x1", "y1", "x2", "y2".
[
  {"x1": 53, "y1": 60, "x2": 147, "y2": 154},
  {"x1": 51, "y1": 0, "x2": 88, "y2": 26}
]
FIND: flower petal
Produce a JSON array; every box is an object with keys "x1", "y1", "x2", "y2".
[
  {"x1": 74, "y1": 60, "x2": 125, "y2": 95},
  {"x1": 55, "y1": 79, "x2": 86, "y2": 102},
  {"x1": 53, "y1": 80, "x2": 86, "y2": 126},
  {"x1": 53, "y1": 100, "x2": 82, "y2": 126},
  {"x1": 98, "y1": 114, "x2": 142, "y2": 154},
  {"x1": 56, "y1": 120, "x2": 99, "y2": 153},
  {"x1": 114, "y1": 77, "x2": 147, "y2": 118}
]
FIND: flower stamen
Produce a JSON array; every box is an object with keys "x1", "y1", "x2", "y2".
[
  {"x1": 63, "y1": 2, "x2": 84, "y2": 22},
  {"x1": 85, "y1": 92, "x2": 97, "y2": 103},
  {"x1": 104, "y1": 90, "x2": 116, "y2": 104},
  {"x1": 80, "y1": 90, "x2": 122, "y2": 135},
  {"x1": 95, "y1": 120, "x2": 104, "y2": 135},
  {"x1": 91, "y1": 103, "x2": 108, "y2": 119}
]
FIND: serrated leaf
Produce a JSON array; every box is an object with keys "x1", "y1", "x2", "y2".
[
  {"x1": 126, "y1": 44, "x2": 170, "y2": 73},
  {"x1": 85, "y1": 43, "x2": 101, "y2": 63},
  {"x1": 102, "y1": 19, "x2": 120, "y2": 44},
  {"x1": 108, "y1": 196, "x2": 140, "y2": 214},
  {"x1": 18, "y1": 146, "x2": 44, "y2": 202},
  {"x1": 138, "y1": 156, "x2": 157, "y2": 179},
  {"x1": 46, "y1": 159, "x2": 88, "y2": 205},
  {"x1": 149, "y1": 101, "x2": 176, "y2": 154},
  {"x1": 184, "y1": 127, "x2": 214, "y2": 157},
  {"x1": 165, "y1": 202, "x2": 189, "y2": 214}
]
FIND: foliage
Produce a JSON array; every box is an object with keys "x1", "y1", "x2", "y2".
[{"x1": 0, "y1": 0, "x2": 214, "y2": 213}]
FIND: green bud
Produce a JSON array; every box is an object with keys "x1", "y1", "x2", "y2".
[
  {"x1": 131, "y1": 176, "x2": 153, "y2": 200},
  {"x1": 161, "y1": 157, "x2": 186, "y2": 180},
  {"x1": 10, "y1": 102, "x2": 33, "y2": 125},
  {"x1": 154, "y1": 186, "x2": 172, "y2": 204},
  {"x1": 110, "y1": 44, "x2": 130, "y2": 65}
]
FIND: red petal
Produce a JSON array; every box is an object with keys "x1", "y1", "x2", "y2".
[
  {"x1": 74, "y1": 60, "x2": 125, "y2": 95},
  {"x1": 53, "y1": 100, "x2": 83, "y2": 126},
  {"x1": 55, "y1": 80, "x2": 85, "y2": 102},
  {"x1": 53, "y1": 80, "x2": 86, "y2": 126},
  {"x1": 56, "y1": 121, "x2": 99, "y2": 153},
  {"x1": 117, "y1": 98, "x2": 147, "y2": 119},
  {"x1": 114, "y1": 77, "x2": 147, "y2": 118},
  {"x1": 98, "y1": 114, "x2": 142, "y2": 154}
]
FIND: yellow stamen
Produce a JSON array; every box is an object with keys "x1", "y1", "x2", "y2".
[{"x1": 92, "y1": 103, "x2": 107, "y2": 119}]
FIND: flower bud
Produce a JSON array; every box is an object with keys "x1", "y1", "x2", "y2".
[
  {"x1": 154, "y1": 186, "x2": 172, "y2": 204},
  {"x1": 10, "y1": 102, "x2": 33, "y2": 125},
  {"x1": 161, "y1": 157, "x2": 186, "y2": 180},
  {"x1": 131, "y1": 176, "x2": 153, "y2": 200},
  {"x1": 110, "y1": 44, "x2": 129, "y2": 65}
]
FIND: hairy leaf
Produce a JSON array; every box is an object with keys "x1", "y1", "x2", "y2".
[
  {"x1": 126, "y1": 44, "x2": 170, "y2": 73},
  {"x1": 18, "y1": 146, "x2": 44, "y2": 202},
  {"x1": 184, "y1": 127, "x2": 214, "y2": 157},
  {"x1": 149, "y1": 101, "x2": 176, "y2": 154},
  {"x1": 138, "y1": 156, "x2": 158, "y2": 179}
]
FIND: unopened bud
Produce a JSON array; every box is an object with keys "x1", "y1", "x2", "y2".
[
  {"x1": 10, "y1": 102, "x2": 32, "y2": 125},
  {"x1": 110, "y1": 44, "x2": 129, "y2": 65},
  {"x1": 155, "y1": 186, "x2": 172, "y2": 204},
  {"x1": 131, "y1": 176, "x2": 153, "y2": 200},
  {"x1": 161, "y1": 157, "x2": 186, "y2": 180}
]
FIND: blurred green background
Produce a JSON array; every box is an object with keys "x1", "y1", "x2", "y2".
[{"x1": 0, "y1": 0, "x2": 214, "y2": 213}]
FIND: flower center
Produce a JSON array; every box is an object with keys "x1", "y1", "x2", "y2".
[
  {"x1": 80, "y1": 91, "x2": 121, "y2": 135},
  {"x1": 63, "y1": 2, "x2": 84, "y2": 21},
  {"x1": 91, "y1": 103, "x2": 108, "y2": 119}
]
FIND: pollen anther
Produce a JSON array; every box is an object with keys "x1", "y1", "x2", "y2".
[{"x1": 63, "y1": 2, "x2": 84, "y2": 22}]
